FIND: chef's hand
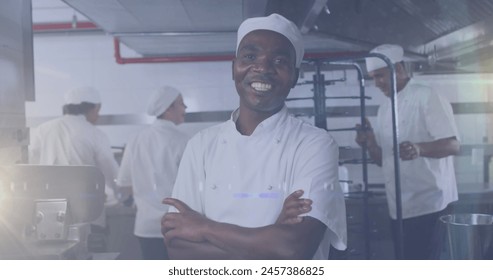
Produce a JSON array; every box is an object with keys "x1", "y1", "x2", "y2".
[
  {"x1": 161, "y1": 198, "x2": 210, "y2": 245},
  {"x1": 275, "y1": 190, "x2": 312, "y2": 225},
  {"x1": 399, "y1": 141, "x2": 421, "y2": 160},
  {"x1": 355, "y1": 118, "x2": 377, "y2": 148},
  {"x1": 115, "y1": 186, "x2": 133, "y2": 204}
]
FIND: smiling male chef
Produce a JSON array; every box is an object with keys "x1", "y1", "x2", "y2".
[{"x1": 161, "y1": 13, "x2": 346, "y2": 259}]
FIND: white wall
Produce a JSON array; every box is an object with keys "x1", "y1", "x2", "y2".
[
  {"x1": 28, "y1": 32, "x2": 493, "y2": 186},
  {"x1": 28, "y1": 33, "x2": 239, "y2": 146}
]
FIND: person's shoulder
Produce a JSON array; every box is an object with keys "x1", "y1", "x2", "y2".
[
  {"x1": 90, "y1": 124, "x2": 110, "y2": 140},
  {"x1": 197, "y1": 121, "x2": 228, "y2": 136},
  {"x1": 286, "y1": 115, "x2": 336, "y2": 144},
  {"x1": 123, "y1": 128, "x2": 144, "y2": 147},
  {"x1": 404, "y1": 80, "x2": 438, "y2": 105},
  {"x1": 283, "y1": 116, "x2": 339, "y2": 159},
  {"x1": 407, "y1": 79, "x2": 433, "y2": 96},
  {"x1": 409, "y1": 80, "x2": 450, "y2": 105},
  {"x1": 131, "y1": 124, "x2": 156, "y2": 140},
  {"x1": 171, "y1": 129, "x2": 192, "y2": 148},
  {"x1": 34, "y1": 116, "x2": 64, "y2": 132},
  {"x1": 286, "y1": 114, "x2": 326, "y2": 134},
  {"x1": 175, "y1": 128, "x2": 191, "y2": 141},
  {"x1": 188, "y1": 121, "x2": 228, "y2": 144}
]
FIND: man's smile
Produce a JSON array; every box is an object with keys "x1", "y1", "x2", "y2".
[{"x1": 251, "y1": 82, "x2": 272, "y2": 92}]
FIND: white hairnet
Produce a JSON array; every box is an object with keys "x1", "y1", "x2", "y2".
[
  {"x1": 236, "y1": 13, "x2": 304, "y2": 68},
  {"x1": 365, "y1": 44, "x2": 404, "y2": 73},
  {"x1": 64, "y1": 87, "x2": 101, "y2": 105},
  {"x1": 147, "y1": 86, "x2": 181, "y2": 116}
]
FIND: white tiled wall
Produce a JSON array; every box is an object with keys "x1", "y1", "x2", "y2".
[{"x1": 28, "y1": 33, "x2": 493, "y2": 185}]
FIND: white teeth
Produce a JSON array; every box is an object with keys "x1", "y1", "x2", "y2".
[{"x1": 251, "y1": 82, "x2": 272, "y2": 92}]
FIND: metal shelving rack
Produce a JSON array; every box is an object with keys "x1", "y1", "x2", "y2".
[{"x1": 288, "y1": 54, "x2": 403, "y2": 259}]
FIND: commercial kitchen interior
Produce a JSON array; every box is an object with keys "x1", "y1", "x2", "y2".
[{"x1": 1, "y1": 0, "x2": 493, "y2": 260}]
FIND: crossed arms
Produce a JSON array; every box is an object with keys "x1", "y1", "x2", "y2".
[{"x1": 161, "y1": 190, "x2": 327, "y2": 259}]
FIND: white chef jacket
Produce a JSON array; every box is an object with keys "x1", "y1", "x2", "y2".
[
  {"x1": 29, "y1": 115, "x2": 120, "y2": 226},
  {"x1": 117, "y1": 119, "x2": 189, "y2": 238},
  {"x1": 375, "y1": 79, "x2": 459, "y2": 219},
  {"x1": 170, "y1": 105, "x2": 347, "y2": 259}
]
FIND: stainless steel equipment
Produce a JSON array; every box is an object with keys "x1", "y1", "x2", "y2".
[
  {"x1": 0, "y1": 0, "x2": 34, "y2": 165},
  {"x1": 0, "y1": 165, "x2": 105, "y2": 259},
  {"x1": 441, "y1": 213, "x2": 493, "y2": 260}
]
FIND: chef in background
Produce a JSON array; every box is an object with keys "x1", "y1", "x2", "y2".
[
  {"x1": 116, "y1": 86, "x2": 189, "y2": 260},
  {"x1": 355, "y1": 44, "x2": 460, "y2": 259},
  {"x1": 29, "y1": 86, "x2": 121, "y2": 235}
]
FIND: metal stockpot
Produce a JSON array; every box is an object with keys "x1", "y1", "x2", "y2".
[{"x1": 440, "y1": 213, "x2": 493, "y2": 259}]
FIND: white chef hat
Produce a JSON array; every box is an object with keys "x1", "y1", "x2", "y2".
[
  {"x1": 236, "y1": 13, "x2": 304, "y2": 68},
  {"x1": 64, "y1": 87, "x2": 101, "y2": 105},
  {"x1": 147, "y1": 86, "x2": 181, "y2": 116},
  {"x1": 365, "y1": 44, "x2": 404, "y2": 73}
]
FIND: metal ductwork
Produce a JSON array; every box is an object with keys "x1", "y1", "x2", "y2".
[{"x1": 58, "y1": 0, "x2": 493, "y2": 73}]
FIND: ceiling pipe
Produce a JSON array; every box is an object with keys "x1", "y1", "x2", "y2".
[
  {"x1": 304, "y1": 51, "x2": 367, "y2": 60},
  {"x1": 113, "y1": 38, "x2": 235, "y2": 64},
  {"x1": 33, "y1": 22, "x2": 100, "y2": 33},
  {"x1": 32, "y1": 22, "x2": 368, "y2": 64},
  {"x1": 113, "y1": 37, "x2": 366, "y2": 65}
]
